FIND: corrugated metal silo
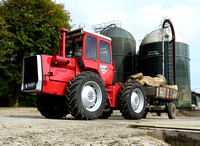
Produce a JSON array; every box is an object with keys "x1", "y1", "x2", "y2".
[{"x1": 101, "y1": 27, "x2": 136, "y2": 83}]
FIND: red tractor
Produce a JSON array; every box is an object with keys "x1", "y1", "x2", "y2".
[{"x1": 21, "y1": 28, "x2": 146, "y2": 120}]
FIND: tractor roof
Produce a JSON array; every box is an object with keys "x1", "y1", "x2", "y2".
[{"x1": 66, "y1": 28, "x2": 112, "y2": 41}]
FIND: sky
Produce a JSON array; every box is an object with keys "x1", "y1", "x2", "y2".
[{"x1": 56, "y1": 0, "x2": 200, "y2": 92}]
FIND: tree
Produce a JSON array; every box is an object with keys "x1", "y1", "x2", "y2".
[
  {"x1": 0, "y1": 0, "x2": 71, "y2": 106},
  {"x1": 0, "y1": 16, "x2": 15, "y2": 106}
]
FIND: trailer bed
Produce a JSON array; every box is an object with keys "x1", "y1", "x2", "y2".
[{"x1": 145, "y1": 86, "x2": 179, "y2": 101}]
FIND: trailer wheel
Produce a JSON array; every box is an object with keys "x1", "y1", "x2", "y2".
[
  {"x1": 37, "y1": 95, "x2": 69, "y2": 119},
  {"x1": 66, "y1": 71, "x2": 107, "y2": 120},
  {"x1": 120, "y1": 79, "x2": 146, "y2": 119},
  {"x1": 167, "y1": 102, "x2": 176, "y2": 119}
]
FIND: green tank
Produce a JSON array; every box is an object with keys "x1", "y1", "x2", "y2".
[
  {"x1": 138, "y1": 27, "x2": 191, "y2": 108},
  {"x1": 101, "y1": 27, "x2": 136, "y2": 83}
]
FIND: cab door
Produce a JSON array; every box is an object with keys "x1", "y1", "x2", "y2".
[
  {"x1": 98, "y1": 39, "x2": 114, "y2": 84},
  {"x1": 82, "y1": 34, "x2": 99, "y2": 72}
]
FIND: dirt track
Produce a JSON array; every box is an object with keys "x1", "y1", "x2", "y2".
[
  {"x1": 3, "y1": 108, "x2": 200, "y2": 145},
  {"x1": 0, "y1": 108, "x2": 179, "y2": 145}
]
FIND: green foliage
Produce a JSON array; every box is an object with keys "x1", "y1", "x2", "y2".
[{"x1": 0, "y1": 0, "x2": 71, "y2": 106}]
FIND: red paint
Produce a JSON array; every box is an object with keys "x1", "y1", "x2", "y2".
[
  {"x1": 42, "y1": 80, "x2": 68, "y2": 96},
  {"x1": 106, "y1": 83, "x2": 123, "y2": 107}
]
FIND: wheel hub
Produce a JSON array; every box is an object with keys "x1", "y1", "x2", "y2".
[
  {"x1": 131, "y1": 92, "x2": 140, "y2": 110},
  {"x1": 81, "y1": 81, "x2": 103, "y2": 112},
  {"x1": 130, "y1": 88, "x2": 144, "y2": 113},
  {"x1": 134, "y1": 94, "x2": 139, "y2": 105},
  {"x1": 88, "y1": 91, "x2": 95, "y2": 101},
  {"x1": 82, "y1": 86, "x2": 96, "y2": 107}
]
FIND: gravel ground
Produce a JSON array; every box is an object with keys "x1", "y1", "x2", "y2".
[{"x1": 0, "y1": 108, "x2": 170, "y2": 145}]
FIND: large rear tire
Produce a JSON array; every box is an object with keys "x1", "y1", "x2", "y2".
[
  {"x1": 37, "y1": 95, "x2": 69, "y2": 119},
  {"x1": 66, "y1": 71, "x2": 107, "y2": 120},
  {"x1": 120, "y1": 79, "x2": 146, "y2": 119}
]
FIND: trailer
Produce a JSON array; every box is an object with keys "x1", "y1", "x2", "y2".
[{"x1": 144, "y1": 86, "x2": 179, "y2": 119}]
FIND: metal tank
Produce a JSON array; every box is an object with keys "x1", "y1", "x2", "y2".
[
  {"x1": 138, "y1": 20, "x2": 191, "y2": 108},
  {"x1": 101, "y1": 27, "x2": 136, "y2": 83}
]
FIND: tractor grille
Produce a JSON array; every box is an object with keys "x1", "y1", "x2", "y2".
[
  {"x1": 24, "y1": 56, "x2": 38, "y2": 87},
  {"x1": 21, "y1": 55, "x2": 42, "y2": 92}
]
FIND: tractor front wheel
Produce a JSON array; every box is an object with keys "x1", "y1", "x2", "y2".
[
  {"x1": 66, "y1": 71, "x2": 107, "y2": 120},
  {"x1": 37, "y1": 95, "x2": 69, "y2": 119}
]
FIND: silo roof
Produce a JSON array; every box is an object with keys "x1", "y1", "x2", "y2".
[
  {"x1": 140, "y1": 27, "x2": 189, "y2": 46},
  {"x1": 101, "y1": 27, "x2": 135, "y2": 40}
]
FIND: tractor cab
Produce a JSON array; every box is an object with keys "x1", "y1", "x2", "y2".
[{"x1": 54, "y1": 28, "x2": 115, "y2": 84}]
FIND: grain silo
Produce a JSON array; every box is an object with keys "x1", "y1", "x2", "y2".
[
  {"x1": 138, "y1": 19, "x2": 191, "y2": 108},
  {"x1": 101, "y1": 26, "x2": 137, "y2": 83}
]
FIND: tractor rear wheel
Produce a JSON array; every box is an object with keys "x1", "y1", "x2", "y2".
[
  {"x1": 37, "y1": 95, "x2": 69, "y2": 119},
  {"x1": 66, "y1": 71, "x2": 107, "y2": 120},
  {"x1": 120, "y1": 79, "x2": 146, "y2": 119}
]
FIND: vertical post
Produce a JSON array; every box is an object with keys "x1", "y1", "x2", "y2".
[
  {"x1": 162, "y1": 37, "x2": 165, "y2": 77},
  {"x1": 60, "y1": 28, "x2": 68, "y2": 57}
]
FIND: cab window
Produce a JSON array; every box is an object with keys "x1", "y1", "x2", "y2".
[
  {"x1": 85, "y1": 35, "x2": 97, "y2": 60},
  {"x1": 65, "y1": 41, "x2": 82, "y2": 58},
  {"x1": 99, "y1": 40, "x2": 111, "y2": 64}
]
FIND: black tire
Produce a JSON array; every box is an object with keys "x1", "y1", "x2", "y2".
[
  {"x1": 66, "y1": 71, "x2": 107, "y2": 120},
  {"x1": 120, "y1": 79, "x2": 146, "y2": 119},
  {"x1": 98, "y1": 108, "x2": 113, "y2": 119},
  {"x1": 37, "y1": 95, "x2": 69, "y2": 119},
  {"x1": 142, "y1": 111, "x2": 148, "y2": 118},
  {"x1": 167, "y1": 102, "x2": 176, "y2": 119}
]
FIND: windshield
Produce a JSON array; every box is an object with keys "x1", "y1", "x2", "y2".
[{"x1": 65, "y1": 38, "x2": 82, "y2": 58}]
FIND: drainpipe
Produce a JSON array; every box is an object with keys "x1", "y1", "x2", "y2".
[{"x1": 162, "y1": 19, "x2": 176, "y2": 85}]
